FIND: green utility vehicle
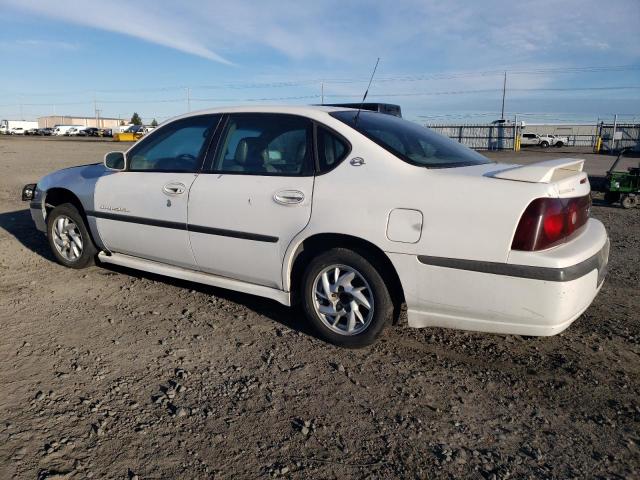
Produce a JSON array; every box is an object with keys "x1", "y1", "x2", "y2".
[{"x1": 603, "y1": 148, "x2": 640, "y2": 209}]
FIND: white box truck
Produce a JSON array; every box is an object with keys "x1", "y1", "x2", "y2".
[{"x1": 0, "y1": 120, "x2": 38, "y2": 135}]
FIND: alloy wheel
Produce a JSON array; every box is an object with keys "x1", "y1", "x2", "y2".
[
  {"x1": 312, "y1": 264, "x2": 374, "y2": 336},
  {"x1": 52, "y1": 215, "x2": 84, "y2": 262}
]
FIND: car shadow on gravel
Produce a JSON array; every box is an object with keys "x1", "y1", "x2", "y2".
[
  {"x1": 0, "y1": 209, "x2": 55, "y2": 262},
  {"x1": 99, "y1": 262, "x2": 320, "y2": 339},
  {"x1": 0, "y1": 209, "x2": 319, "y2": 338}
]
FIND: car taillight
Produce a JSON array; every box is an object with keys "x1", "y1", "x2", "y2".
[{"x1": 511, "y1": 195, "x2": 591, "y2": 251}]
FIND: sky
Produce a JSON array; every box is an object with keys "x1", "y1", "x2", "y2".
[{"x1": 0, "y1": 0, "x2": 639, "y2": 124}]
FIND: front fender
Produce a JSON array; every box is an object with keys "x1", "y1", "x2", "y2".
[{"x1": 37, "y1": 163, "x2": 113, "y2": 248}]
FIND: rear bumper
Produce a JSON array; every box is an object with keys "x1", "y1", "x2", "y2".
[{"x1": 389, "y1": 219, "x2": 609, "y2": 336}]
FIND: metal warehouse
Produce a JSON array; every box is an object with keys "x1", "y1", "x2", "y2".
[{"x1": 38, "y1": 115, "x2": 122, "y2": 129}]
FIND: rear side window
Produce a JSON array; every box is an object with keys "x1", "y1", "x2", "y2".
[
  {"x1": 212, "y1": 114, "x2": 313, "y2": 176},
  {"x1": 317, "y1": 126, "x2": 349, "y2": 173},
  {"x1": 331, "y1": 110, "x2": 490, "y2": 168},
  {"x1": 128, "y1": 115, "x2": 220, "y2": 172}
]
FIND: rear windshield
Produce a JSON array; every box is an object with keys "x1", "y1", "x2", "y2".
[{"x1": 331, "y1": 110, "x2": 491, "y2": 168}]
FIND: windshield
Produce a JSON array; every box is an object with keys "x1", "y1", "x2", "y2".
[{"x1": 331, "y1": 110, "x2": 491, "y2": 168}]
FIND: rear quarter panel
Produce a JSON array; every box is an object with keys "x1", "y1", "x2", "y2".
[{"x1": 283, "y1": 130, "x2": 553, "y2": 290}]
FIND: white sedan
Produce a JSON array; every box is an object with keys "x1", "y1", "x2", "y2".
[{"x1": 23, "y1": 106, "x2": 609, "y2": 347}]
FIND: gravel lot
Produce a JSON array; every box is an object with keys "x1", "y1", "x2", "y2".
[{"x1": 1, "y1": 137, "x2": 638, "y2": 479}]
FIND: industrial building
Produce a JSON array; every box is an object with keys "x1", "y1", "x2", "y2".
[
  {"x1": 37, "y1": 115, "x2": 122, "y2": 129},
  {"x1": 520, "y1": 123, "x2": 598, "y2": 137}
]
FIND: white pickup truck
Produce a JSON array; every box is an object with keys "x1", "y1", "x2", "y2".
[
  {"x1": 547, "y1": 134, "x2": 568, "y2": 147},
  {"x1": 521, "y1": 133, "x2": 568, "y2": 148},
  {"x1": 521, "y1": 133, "x2": 554, "y2": 148}
]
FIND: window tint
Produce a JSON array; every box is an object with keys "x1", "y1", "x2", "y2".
[
  {"x1": 214, "y1": 114, "x2": 313, "y2": 175},
  {"x1": 317, "y1": 126, "x2": 349, "y2": 173},
  {"x1": 331, "y1": 111, "x2": 490, "y2": 168},
  {"x1": 128, "y1": 115, "x2": 219, "y2": 172}
]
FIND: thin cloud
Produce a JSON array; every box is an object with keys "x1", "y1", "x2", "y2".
[
  {"x1": 14, "y1": 39, "x2": 80, "y2": 51},
  {"x1": 3, "y1": 0, "x2": 233, "y2": 64},
  {"x1": 3, "y1": 0, "x2": 639, "y2": 65}
]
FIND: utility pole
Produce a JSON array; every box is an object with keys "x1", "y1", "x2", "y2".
[
  {"x1": 611, "y1": 114, "x2": 618, "y2": 151},
  {"x1": 93, "y1": 92, "x2": 98, "y2": 128},
  {"x1": 500, "y1": 71, "x2": 507, "y2": 120},
  {"x1": 321, "y1": 81, "x2": 324, "y2": 104},
  {"x1": 186, "y1": 87, "x2": 191, "y2": 112}
]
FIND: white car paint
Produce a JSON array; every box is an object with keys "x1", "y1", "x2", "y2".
[
  {"x1": 188, "y1": 174, "x2": 314, "y2": 288},
  {"x1": 94, "y1": 171, "x2": 199, "y2": 269},
  {"x1": 28, "y1": 105, "x2": 608, "y2": 338}
]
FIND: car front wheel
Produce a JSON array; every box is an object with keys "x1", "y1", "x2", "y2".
[
  {"x1": 301, "y1": 248, "x2": 393, "y2": 347},
  {"x1": 47, "y1": 203, "x2": 97, "y2": 269}
]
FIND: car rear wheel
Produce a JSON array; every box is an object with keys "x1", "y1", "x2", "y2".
[
  {"x1": 540, "y1": 141, "x2": 549, "y2": 148},
  {"x1": 47, "y1": 203, "x2": 97, "y2": 269},
  {"x1": 301, "y1": 248, "x2": 393, "y2": 348},
  {"x1": 621, "y1": 195, "x2": 637, "y2": 209},
  {"x1": 555, "y1": 141, "x2": 564, "y2": 147}
]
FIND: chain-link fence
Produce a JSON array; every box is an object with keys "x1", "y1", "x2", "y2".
[
  {"x1": 427, "y1": 122, "x2": 640, "y2": 151},
  {"x1": 427, "y1": 123, "x2": 516, "y2": 150},
  {"x1": 599, "y1": 123, "x2": 640, "y2": 151}
]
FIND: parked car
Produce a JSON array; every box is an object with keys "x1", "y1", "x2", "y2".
[
  {"x1": 65, "y1": 127, "x2": 86, "y2": 136},
  {"x1": 520, "y1": 133, "x2": 554, "y2": 148},
  {"x1": 9, "y1": 127, "x2": 25, "y2": 135},
  {"x1": 547, "y1": 134, "x2": 569, "y2": 147},
  {"x1": 52, "y1": 125, "x2": 78, "y2": 136},
  {"x1": 37, "y1": 128, "x2": 54, "y2": 136},
  {"x1": 24, "y1": 128, "x2": 40, "y2": 136},
  {"x1": 125, "y1": 124, "x2": 146, "y2": 134},
  {"x1": 100, "y1": 128, "x2": 113, "y2": 137},
  {"x1": 22, "y1": 106, "x2": 609, "y2": 347},
  {"x1": 78, "y1": 128, "x2": 100, "y2": 137}
]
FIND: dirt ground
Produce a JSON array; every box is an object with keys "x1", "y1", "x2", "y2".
[{"x1": 0, "y1": 137, "x2": 638, "y2": 480}]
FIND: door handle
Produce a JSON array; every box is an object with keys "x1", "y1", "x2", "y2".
[
  {"x1": 274, "y1": 190, "x2": 305, "y2": 205},
  {"x1": 162, "y1": 182, "x2": 186, "y2": 196}
]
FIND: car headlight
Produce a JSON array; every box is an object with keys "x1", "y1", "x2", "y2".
[{"x1": 22, "y1": 183, "x2": 37, "y2": 201}]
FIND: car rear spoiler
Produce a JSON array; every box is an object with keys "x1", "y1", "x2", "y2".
[{"x1": 488, "y1": 158, "x2": 585, "y2": 183}]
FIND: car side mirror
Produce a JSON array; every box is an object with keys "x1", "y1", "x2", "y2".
[{"x1": 104, "y1": 151, "x2": 126, "y2": 171}]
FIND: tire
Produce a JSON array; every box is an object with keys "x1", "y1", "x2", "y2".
[
  {"x1": 47, "y1": 203, "x2": 97, "y2": 269},
  {"x1": 540, "y1": 141, "x2": 549, "y2": 148},
  {"x1": 555, "y1": 142, "x2": 564, "y2": 147},
  {"x1": 621, "y1": 195, "x2": 637, "y2": 209},
  {"x1": 301, "y1": 248, "x2": 393, "y2": 348}
]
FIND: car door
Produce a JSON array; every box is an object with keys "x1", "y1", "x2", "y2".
[
  {"x1": 187, "y1": 113, "x2": 315, "y2": 289},
  {"x1": 93, "y1": 114, "x2": 221, "y2": 269}
]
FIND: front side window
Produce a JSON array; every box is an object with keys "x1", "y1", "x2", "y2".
[
  {"x1": 331, "y1": 110, "x2": 490, "y2": 168},
  {"x1": 212, "y1": 114, "x2": 313, "y2": 176},
  {"x1": 128, "y1": 115, "x2": 220, "y2": 172}
]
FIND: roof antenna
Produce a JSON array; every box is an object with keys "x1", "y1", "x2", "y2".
[{"x1": 354, "y1": 57, "x2": 380, "y2": 125}]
